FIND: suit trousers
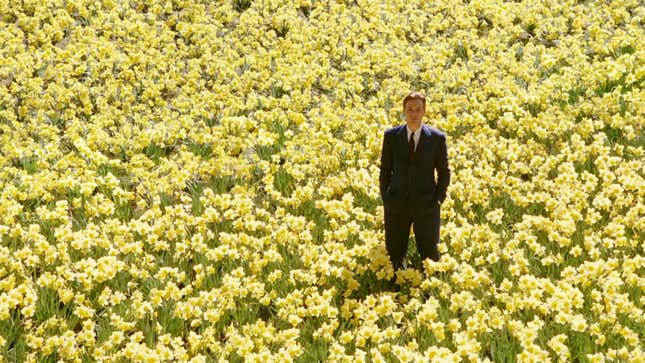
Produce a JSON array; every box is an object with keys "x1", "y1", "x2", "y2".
[{"x1": 384, "y1": 199, "x2": 441, "y2": 269}]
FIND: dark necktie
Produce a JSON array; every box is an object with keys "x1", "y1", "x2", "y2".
[{"x1": 409, "y1": 132, "x2": 415, "y2": 160}]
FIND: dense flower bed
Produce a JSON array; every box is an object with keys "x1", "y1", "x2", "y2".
[{"x1": 0, "y1": 0, "x2": 643, "y2": 361}]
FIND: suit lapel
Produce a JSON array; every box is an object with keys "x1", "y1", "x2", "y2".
[
  {"x1": 397, "y1": 125, "x2": 407, "y2": 151},
  {"x1": 415, "y1": 124, "x2": 430, "y2": 158},
  {"x1": 416, "y1": 125, "x2": 425, "y2": 157}
]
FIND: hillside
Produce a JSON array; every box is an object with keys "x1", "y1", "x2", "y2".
[{"x1": 0, "y1": 0, "x2": 643, "y2": 361}]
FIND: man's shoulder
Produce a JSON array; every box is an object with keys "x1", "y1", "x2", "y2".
[
  {"x1": 384, "y1": 124, "x2": 405, "y2": 136},
  {"x1": 423, "y1": 125, "x2": 447, "y2": 138}
]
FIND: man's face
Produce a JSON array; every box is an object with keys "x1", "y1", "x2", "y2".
[{"x1": 404, "y1": 99, "x2": 425, "y2": 128}]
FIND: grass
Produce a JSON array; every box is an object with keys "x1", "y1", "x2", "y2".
[
  {"x1": 273, "y1": 167, "x2": 296, "y2": 197},
  {"x1": 11, "y1": 156, "x2": 39, "y2": 174},
  {"x1": 206, "y1": 175, "x2": 238, "y2": 194},
  {"x1": 1, "y1": 310, "x2": 27, "y2": 363},
  {"x1": 143, "y1": 143, "x2": 175, "y2": 165},
  {"x1": 187, "y1": 141, "x2": 213, "y2": 160},
  {"x1": 232, "y1": 0, "x2": 252, "y2": 12},
  {"x1": 480, "y1": 329, "x2": 522, "y2": 363}
]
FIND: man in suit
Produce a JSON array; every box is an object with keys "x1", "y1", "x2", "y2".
[{"x1": 379, "y1": 91, "x2": 451, "y2": 276}]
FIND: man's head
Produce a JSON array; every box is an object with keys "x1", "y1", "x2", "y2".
[{"x1": 403, "y1": 91, "x2": 426, "y2": 130}]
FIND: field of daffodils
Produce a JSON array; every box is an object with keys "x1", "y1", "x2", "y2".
[{"x1": 0, "y1": 0, "x2": 643, "y2": 362}]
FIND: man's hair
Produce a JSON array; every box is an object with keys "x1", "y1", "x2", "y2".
[{"x1": 403, "y1": 91, "x2": 426, "y2": 109}]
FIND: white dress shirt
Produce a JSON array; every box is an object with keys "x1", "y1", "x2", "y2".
[{"x1": 406, "y1": 125, "x2": 421, "y2": 151}]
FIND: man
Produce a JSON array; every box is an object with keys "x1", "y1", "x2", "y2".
[{"x1": 379, "y1": 91, "x2": 450, "y2": 278}]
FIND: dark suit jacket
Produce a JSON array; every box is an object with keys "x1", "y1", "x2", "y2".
[{"x1": 379, "y1": 124, "x2": 450, "y2": 213}]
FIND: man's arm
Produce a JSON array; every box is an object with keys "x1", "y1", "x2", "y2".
[
  {"x1": 436, "y1": 133, "x2": 451, "y2": 204},
  {"x1": 379, "y1": 131, "x2": 392, "y2": 201}
]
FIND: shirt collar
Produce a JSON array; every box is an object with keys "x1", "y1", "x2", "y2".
[{"x1": 406, "y1": 125, "x2": 421, "y2": 139}]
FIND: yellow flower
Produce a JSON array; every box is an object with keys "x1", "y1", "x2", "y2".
[{"x1": 547, "y1": 334, "x2": 570, "y2": 361}]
